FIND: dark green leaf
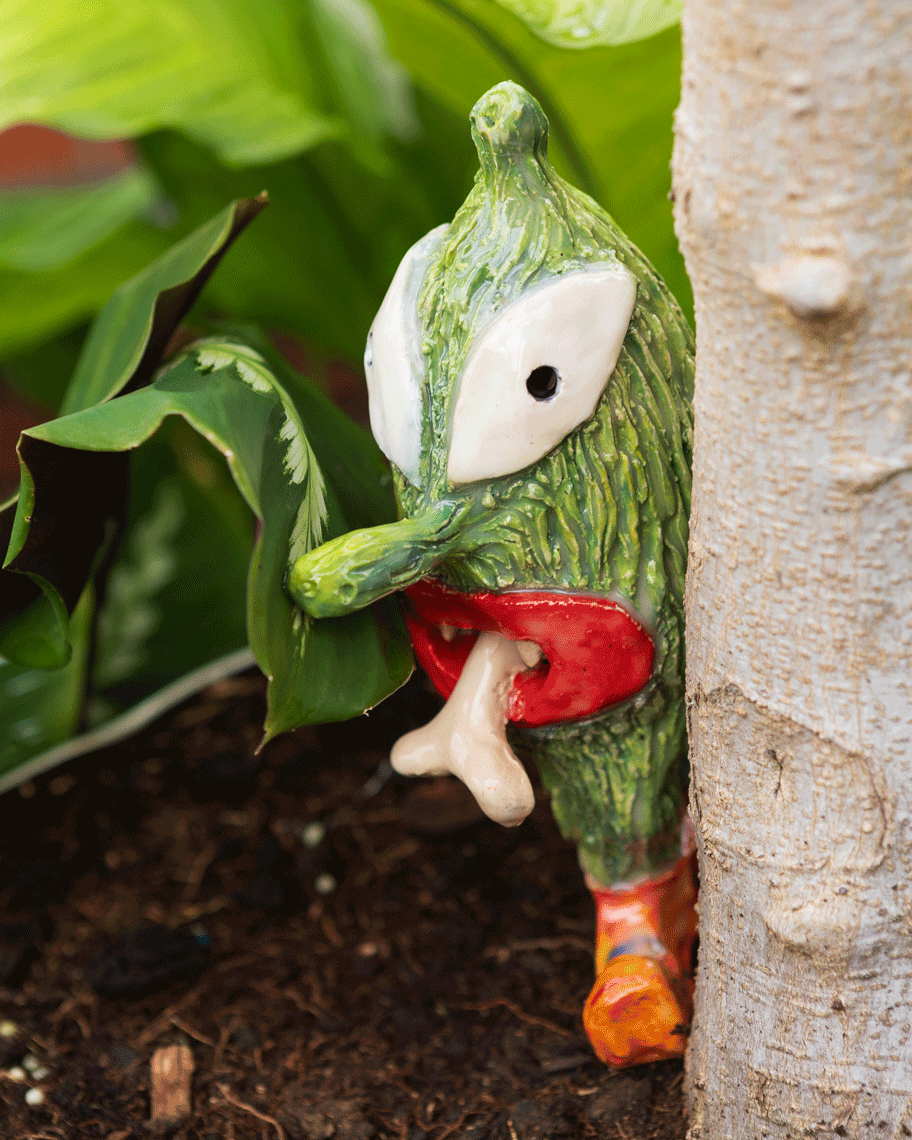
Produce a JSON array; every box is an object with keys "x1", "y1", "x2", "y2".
[
  {"x1": 0, "y1": 586, "x2": 93, "y2": 780},
  {"x1": 89, "y1": 429, "x2": 252, "y2": 711},
  {"x1": 62, "y1": 195, "x2": 267, "y2": 414},
  {"x1": 1, "y1": 324, "x2": 90, "y2": 413},
  {"x1": 0, "y1": 647, "x2": 255, "y2": 793},
  {"x1": 137, "y1": 116, "x2": 475, "y2": 363},
  {"x1": 0, "y1": 593, "x2": 69, "y2": 670},
  {"x1": 0, "y1": 490, "x2": 76, "y2": 670},
  {"x1": 308, "y1": 0, "x2": 419, "y2": 147},
  {"x1": 11, "y1": 339, "x2": 411, "y2": 746},
  {"x1": 217, "y1": 325, "x2": 395, "y2": 531}
]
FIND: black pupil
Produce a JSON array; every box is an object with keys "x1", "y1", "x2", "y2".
[{"x1": 526, "y1": 365, "x2": 559, "y2": 401}]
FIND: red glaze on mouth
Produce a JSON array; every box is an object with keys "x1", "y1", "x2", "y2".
[{"x1": 403, "y1": 578, "x2": 654, "y2": 728}]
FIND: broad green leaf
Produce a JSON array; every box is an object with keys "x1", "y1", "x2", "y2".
[
  {"x1": 0, "y1": 198, "x2": 266, "y2": 667},
  {"x1": 491, "y1": 0, "x2": 680, "y2": 48},
  {"x1": 0, "y1": 0, "x2": 420, "y2": 356},
  {"x1": 0, "y1": 484, "x2": 80, "y2": 670},
  {"x1": 0, "y1": 0, "x2": 689, "y2": 367},
  {"x1": 374, "y1": 0, "x2": 592, "y2": 193},
  {"x1": 0, "y1": 166, "x2": 158, "y2": 272},
  {"x1": 1, "y1": 324, "x2": 90, "y2": 413},
  {"x1": 3, "y1": 0, "x2": 419, "y2": 169},
  {"x1": 12, "y1": 338, "x2": 411, "y2": 742},
  {"x1": 3, "y1": 0, "x2": 339, "y2": 167},
  {"x1": 212, "y1": 325, "x2": 396, "y2": 532},
  {"x1": 0, "y1": 195, "x2": 264, "y2": 372},
  {"x1": 0, "y1": 594, "x2": 69, "y2": 670},
  {"x1": 137, "y1": 134, "x2": 382, "y2": 362}
]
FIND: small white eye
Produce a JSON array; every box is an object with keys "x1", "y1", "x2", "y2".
[
  {"x1": 365, "y1": 225, "x2": 447, "y2": 485},
  {"x1": 446, "y1": 267, "x2": 636, "y2": 485}
]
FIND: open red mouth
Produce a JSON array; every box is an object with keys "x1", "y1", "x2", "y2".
[{"x1": 403, "y1": 578, "x2": 654, "y2": 728}]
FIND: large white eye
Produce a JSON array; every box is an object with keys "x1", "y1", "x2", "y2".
[
  {"x1": 446, "y1": 267, "x2": 636, "y2": 485},
  {"x1": 365, "y1": 225, "x2": 447, "y2": 485}
]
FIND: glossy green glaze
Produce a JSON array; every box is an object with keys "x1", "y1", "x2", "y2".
[{"x1": 290, "y1": 82, "x2": 694, "y2": 884}]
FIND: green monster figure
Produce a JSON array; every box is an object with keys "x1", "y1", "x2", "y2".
[{"x1": 289, "y1": 82, "x2": 696, "y2": 1067}]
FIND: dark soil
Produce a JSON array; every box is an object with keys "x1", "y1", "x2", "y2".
[{"x1": 0, "y1": 669, "x2": 687, "y2": 1139}]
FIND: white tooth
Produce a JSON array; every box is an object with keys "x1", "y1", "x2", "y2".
[
  {"x1": 439, "y1": 623, "x2": 458, "y2": 642},
  {"x1": 515, "y1": 640, "x2": 543, "y2": 668},
  {"x1": 391, "y1": 631, "x2": 535, "y2": 827}
]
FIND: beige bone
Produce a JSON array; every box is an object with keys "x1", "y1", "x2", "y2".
[{"x1": 391, "y1": 630, "x2": 540, "y2": 826}]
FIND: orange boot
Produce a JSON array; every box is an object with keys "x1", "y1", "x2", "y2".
[{"x1": 583, "y1": 851, "x2": 697, "y2": 1067}]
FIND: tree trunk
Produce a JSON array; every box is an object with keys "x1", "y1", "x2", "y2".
[{"x1": 672, "y1": 2, "x2": 912, "y2": 1136}]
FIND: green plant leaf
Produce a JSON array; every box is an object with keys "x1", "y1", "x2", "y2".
[
  {"x1": 0, "y1": 594, "x2": 70, "y2": 670},
  {"x1": 215, "y1": 325, "x2": 396, "y2": 532},
  {"x1": 0, "y1": 0, "x2": 689, "y2": 367},
  {"x1": 0, "y1": 427, "x2": 255, "y2": 792},
  {"x1": 490, "y1": 0, "x2": 680, "y2": 48},
  {"x1": 0, "y1": 197, "x2": 266, "y2": 667},
  {"x1": 2, "y1": 0, "x2": 340, "y2": 167},
  {"x1": 0, "y1": 0, "x2": 422, "y2": 355},
  {"x1": 89, "y1": 428, "x2": 252, "y2": 707},
  {"x1": 0, "y1": 166, "x2": 159, "y2": 272},
  {"x1": 0, "y1": 223, "x2": 172, "y2": 359},
  {"x1": 1, "y1": 324, "x2": 91, "y2": 413},
  {"x1": 2, "y1": 0, "x2": 419, "y2": 168},
  {"x1": 11, "y1": 338, "x2": 411, "y2": 745},
  {"x1": 137, "y1": 134, "x2": 383, "y2": 362},
  {"x1": 0, "y1": 484, "x2": 81, "y2": 670},
  {"x1": 0, "y1": 585, "x2": 93, "y2": 781},
  {"x1": 308, "y1": 0, "x2": 419, "y2": 147},
  {"x1": 62, "y1": 195, "x2": 267, "y2": 414}
]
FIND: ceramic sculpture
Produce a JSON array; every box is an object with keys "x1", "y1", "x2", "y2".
[{"x1": 289, "y1": 81, "x2": 697, "y2": 1067}]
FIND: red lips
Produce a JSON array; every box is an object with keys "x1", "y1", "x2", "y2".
[{"x1": 403, "y1": 578, "x2": 654, "y2": 728}]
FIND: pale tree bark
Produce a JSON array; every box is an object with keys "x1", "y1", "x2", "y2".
[{"x1": 672, "y1": 2, "x2": 912, "y2": 1136}]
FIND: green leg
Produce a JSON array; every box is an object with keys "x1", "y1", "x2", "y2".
[{"x1": 513, "y1": 695, "x2": 688, "y2": 885}]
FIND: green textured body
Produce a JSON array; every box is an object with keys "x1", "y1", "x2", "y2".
[{"x1": 290, "y1": 83, "x2": 694, "y2": 886}]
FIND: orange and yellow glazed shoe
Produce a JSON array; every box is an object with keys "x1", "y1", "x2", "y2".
[{"x1": 583, "y1": 851, "x2": 698, "y2": 1067}]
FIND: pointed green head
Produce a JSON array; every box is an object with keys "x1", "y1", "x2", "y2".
[
  {"x1": 416, "y1": 82, "x2": 642, "y2": 494},
  {"x1": 290, "y1": 81, "x2": 693, "y2": 628}
]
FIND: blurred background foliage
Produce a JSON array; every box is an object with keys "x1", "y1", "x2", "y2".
[{"x1": 0, "y1": 0, "x2": 686, "y2": 786}]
